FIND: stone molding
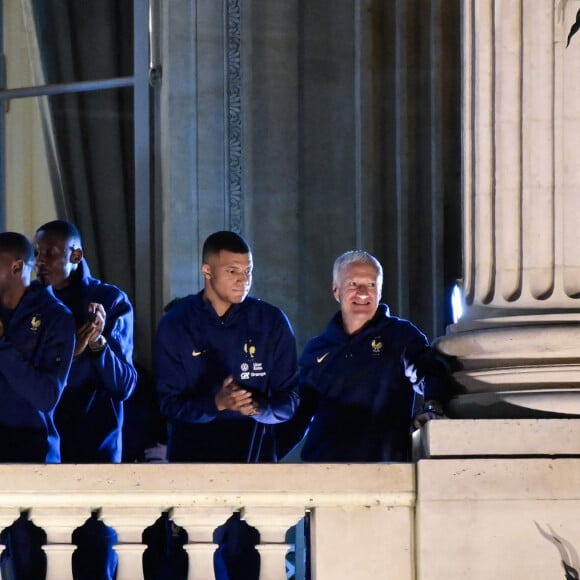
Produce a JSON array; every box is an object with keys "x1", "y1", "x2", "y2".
[{"x1": 226, "y1": 0, "x2": 243, "y2": 233}]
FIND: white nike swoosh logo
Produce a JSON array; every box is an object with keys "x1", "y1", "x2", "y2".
[
  {"x1": 192, "y1": 350, "x2": 203, "y2": 357},
  {"x1": 316, "y1": 352, "x2": 330, "y2": 364}
]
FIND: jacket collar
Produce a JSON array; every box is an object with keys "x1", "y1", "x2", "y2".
[{"x1": 328, "y1": 303, "x2": 391, "y2": 339}]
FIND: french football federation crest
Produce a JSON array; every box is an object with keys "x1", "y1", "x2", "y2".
[
  {"x1": 244, "y1": 341, "x2": 256, "y2": 358},
  {"x1": 30, "y1": 316, "x2": 41, "y2": 331},
  {"x1": 371, "y1": 338, "x2": 383, "y2": 354}
]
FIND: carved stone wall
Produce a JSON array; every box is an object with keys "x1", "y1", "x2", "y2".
[{"x1": 158, "y1": 0, "x2": 462, "y2": 351}]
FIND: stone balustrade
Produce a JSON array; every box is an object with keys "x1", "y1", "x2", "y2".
[
  {"x1": 0, "y1": 439, "x2": 579, "y2": 580},
  {"x1": 0, "y1": 463, "x2": 415, "y2": 580}
]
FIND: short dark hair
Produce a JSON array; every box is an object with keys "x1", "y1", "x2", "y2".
[
  {"x1": 202, "y1": 231, "x2": 251, "y2": 263},
  {"x1": 36, "y1": 220, "x2": 82, "y2": 248},
  {"x1": 0, "y1": 232, "x2": 34, "y2": 266}
]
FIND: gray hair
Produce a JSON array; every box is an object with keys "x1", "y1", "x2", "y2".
[{"x1": 332, "y1": 250, "x2": 383, "y2": 289}]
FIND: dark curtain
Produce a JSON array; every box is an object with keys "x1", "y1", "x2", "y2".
[{"x1": 27, "y1": 0, "x2": 135, "y2": 299}]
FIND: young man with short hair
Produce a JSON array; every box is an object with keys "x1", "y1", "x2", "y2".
[
  {"x1": 155, "y1": 230, "x2": 299, "y2": 580},
  {"x1": 155, "y1": 230, "x2": 298, "y2": 462}
]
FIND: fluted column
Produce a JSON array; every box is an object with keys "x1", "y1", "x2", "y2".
[{"x1": 437, "y1": 0, "x2": 580, "y2": 417}]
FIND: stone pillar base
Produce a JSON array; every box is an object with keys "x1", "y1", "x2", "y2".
[{"x1": 436, "y1": 313, "x2": 580, "y2": 418}]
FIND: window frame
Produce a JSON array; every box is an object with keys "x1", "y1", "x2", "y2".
[{"x1": 0, "y1": 0, "x2": 154, "y2": 363}]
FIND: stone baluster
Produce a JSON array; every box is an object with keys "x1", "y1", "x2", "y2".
[
  {"x1": 43, "y1": 545, "x2": 75, "y2": 580},
  {"x1": 114, "y1": 544, "x2": 147, "y2": 579},
  {"x1": 102, "y1": 506, "x2": 162, "y2": 580},
  {"x1": 241, "y1": 506, "x2": 305, "y2": 580},
  {"x1": 26, "y1": 506, "x2": 89, "y2": 580},
  {"x1": 172, "y1": 506, "x2": 234, "y2": 580},
  {"x1": 436, "y1": 0, "x2": 580, "y2": 418}
]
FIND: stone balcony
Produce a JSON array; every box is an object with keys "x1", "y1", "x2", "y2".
[
  {"x1": 0, "y1": 463, "x2": 415, "y2": 580},
  {"x1": 1, "y1": 427, "x2": 580, "y2": 580}
]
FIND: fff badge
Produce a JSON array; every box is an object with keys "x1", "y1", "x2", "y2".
[{"x1": 239, "y1": 339, "x2": 267, "y2": 382}]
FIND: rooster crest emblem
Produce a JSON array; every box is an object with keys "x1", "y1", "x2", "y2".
[
  {"x1": 371, "y1": 339, "x2": 383, "y2": 354},
  {"x1": 244, "y1": 342, "x2": 256, "y2": 358},
  {"x1": 30, "y1": 316, "x2": 41, "y2": 331}
]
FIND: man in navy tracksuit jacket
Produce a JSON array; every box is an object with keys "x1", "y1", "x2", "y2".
[
  {"x1": 0, "y1": 232, "x2": 75, "y2": 463},
  {"x1": 33, "y1": 220, "x2": 137, "y2": 463},
  {"x1": 156, "y1": 232, "x2": 298, "y2": 463},
  {"x1": 280, "y1": 250, "x2": 452, "y2": 463},
  {"x1": 156, "y1": 291, "x2": 298, "y2": 462},
  {"x1": 155, "y1": 231, "x2": 298, "y2": 580}
]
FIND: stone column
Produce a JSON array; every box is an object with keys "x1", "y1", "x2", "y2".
[{"x1": 437, "y1": 0, "x2": 580, "y2": 417}]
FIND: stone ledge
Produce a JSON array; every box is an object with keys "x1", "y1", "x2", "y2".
[
  {"x1": 0, "y1": 463, "x2": 416, "y2": 508},
  {"x1": 413, "y1": 418, "x2": 580, "y2": 459},
  {"x1": 416, "y1": 457, "x2": 580, "y2": 500}
]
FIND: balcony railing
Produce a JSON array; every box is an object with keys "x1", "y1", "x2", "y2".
[{"x1": 0, "y1": 463, "x2": 415, "y2": 580}]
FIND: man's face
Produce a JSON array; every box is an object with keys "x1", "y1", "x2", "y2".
[
  {"x1": 202, "y1": 250, "x2": 253, "y2": 313},
  {"x1": 32, "y1": 230, "x2": 80, "y2": 290},
  {"x1": 333, "y1": 261, "x2": 381, "y2": 322}
]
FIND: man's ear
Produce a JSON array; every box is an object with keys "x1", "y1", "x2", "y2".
[
  {"x1": 201, "y1": 263, "x2": 211, "y2": 279},
  {"x1": 332, "y1": 284, "x2": 340, "y2": 303},
  {"x1": 12, "y1": 259, "x2": 23, "y2": 275},
  {"x1": 70, "y1": 248, "x2": 83, "y2": 264}
]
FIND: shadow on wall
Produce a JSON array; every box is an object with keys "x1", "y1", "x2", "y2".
[{"x1": 536, "y1": 521, "x2": 580, "y2": 580}]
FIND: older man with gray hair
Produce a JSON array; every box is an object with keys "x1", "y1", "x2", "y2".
[{"x1": 280, "y1": 249, "x2": 452, "y2": 462}]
